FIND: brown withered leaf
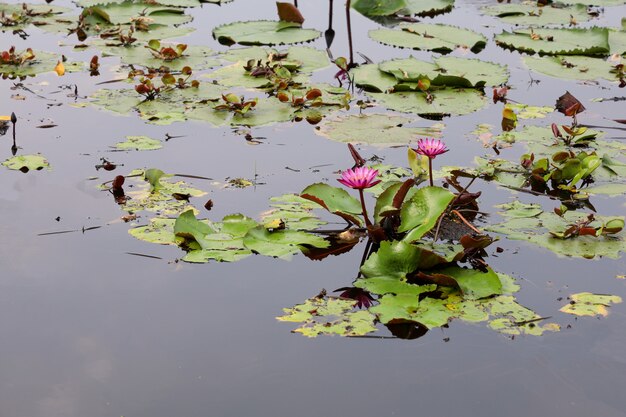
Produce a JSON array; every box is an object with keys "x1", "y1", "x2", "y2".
[
  {"x1": 276, "y1": 2, "x2": 305, "y2": 24},
  {"x1": 555, "y1": 91, "x2": 585, "y2": 117}
]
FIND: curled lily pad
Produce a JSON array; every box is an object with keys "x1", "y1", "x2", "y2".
[
  {"x1": 114, "y1": 135, "x2": 163, "y2": 150},
  {"x1": 316, "y1": 114, "x2": 443, "y2": 146},
  {"x1": 301, "y1": 183, "x2": 364, "y2": 226},
  {"x1": 399, "y1": 186, "x2": 455, "y2": 241},
  {"x1": 2, "y1": 154, "x2": 49, "y2": 172},
  {"x1": 212, "y1": 20, "x2": 320, "y2": 46},
  {"x1": 495, "y1": 27, "x2": 611, "y2": 56},
  {"x1": 369, "y1": 23, "x2": 487, "y2": 54}
]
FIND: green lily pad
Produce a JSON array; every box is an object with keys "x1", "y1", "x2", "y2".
[
  {"x1": 300, "y1": 183, "x2": 364, "y2": 226},
  {"x1": 263, "y1": 194, "x2": 327, "y2": 231},
  {"x1": 114, "y1": 135, "x2": 163, "y2": 150},
  {"x1": 558, "y1": 0, "x2": 625, "y2": 5},
  {"x1": 242, "y1": 226, "x2": 329, "y2": 260},
  {"x1": 482, "y1": 3, "x2": 590, "y2": 26},
  {"x1": 399, "y1": 186, "x2": 456, "y2": 242},
  {"x1": 0, "y1": 50, "x2": 76, "y2": 77},
  {"x1": 121, "y1": 169, "x2": 205, "y2": 215},
  {"x1": 524, "y1": 55, "x2": 622, "y2": 82},
  {"x1": 495, "y1": 201, "x2": 543, "y2": 218},
  {"x1": 369, "y1": 23, "x2": 487, "y2": 54},
  {"x1": 316, "y1": 114, "x2": 443, "y2": 146},
  {"x1": 495, "y1": 27, "x2": 611, "y2": 56},
  {"x1": 83, "y1": 3, "x2": 192, "y2": 26},
  {"x1": 486, "y1": 211, "x2": 626, "y2": 259},
  {"x1": 129, "y1": 218, "x2": 177, "y2": 245},
  {"x1": 2, "y1": 154, "x2": 49, "y2": 172},
  {"x1": 368, "y1": 88, "x2": 487, "y2": 118},
  {"x1": 212, "y1": 20, "x2": 320, "y2": 46},
  {"x1": 100, "y1": 43, "x2": 218, "y2": 71},
  {"x1": 219, "y1": 45, "x2": 330, "y2": 73},
  {"x1": 352, "y1": 0, "x2": 454, "y2": 18},
  {"x1": 0, "y1": 3, "x2": 72, "y2": 33},
  {"x1": 76, "y1": 0, "x2": 204, "y2": 7},
  {"x1": 560, "y1": 292, "x2": 623, "y2": 317},
  {"x1": 277, "y1": 296, "x2": 378, "y2": 337},
  {"x1": 89, "y1": 81, "x2": 225, "y2": 125}
]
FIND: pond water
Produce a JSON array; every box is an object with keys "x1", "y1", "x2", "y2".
[{"x1": 1, "y1": 0, "x2": 626, "y2": 416}]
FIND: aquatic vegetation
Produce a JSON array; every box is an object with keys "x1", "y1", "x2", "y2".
[{"x1": 3, "y1": 0, "x2": 626, "y2": 344}]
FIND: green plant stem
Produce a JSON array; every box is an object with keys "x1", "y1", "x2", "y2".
[
  {"x1": 358, "y1": 188, "x2": 372, "y2": 227},
  {"x1": 428, "y1": 157, "x2": 434, "y2": 187}
]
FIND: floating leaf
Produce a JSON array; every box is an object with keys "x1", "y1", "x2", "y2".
[
  {"x1": 114, "y1": 135, "x2": 162, "y2": 151},
  {"x1": 369, "y1": 23, "x2": 487, "y2": 54},
  {"x1": 100, "y1": 43, "x2": 218, "y2": 71},
  {"x1": 129, "y1": 218, "x2": 177, "y2": 245},
  {"x1": 242, "y1": 226, "x2": 329, "y2": 260},
  {"x1": 524, "y1": 55, "x2": 621, "y2": 82},
  {"x1": 560, "y1": 292, "x2": 622, "y2": 317},
  {"x1": 277, "y1": 296, "x2": 377, "y2": 337},
  {"x1": 482, "y1": 3, "x2": 590, "y2": 26},
  {"x1": 495, "y1": 27, "x2": 610, "y2": 56},
  {"x1": 213, "y1": 20, "x2": 320, "y2": 46},
  {"x1": 2, "y1": 154, "x2": 49, "y2": 172},
  {"x1": 316, "y1": 114, "x2": 442, "y2": 146},
  {"x1": 368, "y1": 88, "x2": 487, "y2": 118}
]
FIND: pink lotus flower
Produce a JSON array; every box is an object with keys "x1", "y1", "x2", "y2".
[
  {"x1": 414, "y1": 138, "x2": 448, "y2": 159},
  {"x1": 337, "y1": 166, "x2": 381, "y2": 190}
]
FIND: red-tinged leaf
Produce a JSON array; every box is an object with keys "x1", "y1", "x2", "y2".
[
  {"x1": 579, "y1": 227, "x2": 598, "y2": 236},
  {"x1": 392, "y1": 179, "x2": 415, "y2": 210},
  {"x1": 276, "y1": 2, "x2": 305, "y2": 24},
  {"x1": 551, "y1": 122, "x2": 562, "y2": 138},
  {"x1": 413, "y1": 271, "x2": 460, "y2": 289},
  {"x1": 613, "y1": 119, "x2": 626, "y2": 125},
  {"x1": 305, "y1": 88, "x2": 322, "y2": 100},
  {"x1": 112, "y1": 175, "x2": 125, "y2": 189}
]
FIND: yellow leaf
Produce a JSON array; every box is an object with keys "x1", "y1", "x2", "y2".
[{"x1": 54, "y1": 60, "x2": 65, "y2": 76}]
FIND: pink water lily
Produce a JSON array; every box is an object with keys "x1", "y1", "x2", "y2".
[
  {"x1": 413, "y1": 138, "x2": 448, "y2": 186},
  {"x1": 337, "y1": 166, "x2": 381, "y2": 190},
  {"x1": 414, "y1": 138, "x2": 448, "y2": 159}
]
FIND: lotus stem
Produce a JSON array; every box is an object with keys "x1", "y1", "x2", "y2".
[
  {"x1": 428, "y1": 157, "x2": 434, "y2": 187},
  {"x1": 358, "y1": 188, "x2": 372, "y2": 227},
  {"x1": 346, "y1": 0, "x2": 354, "y2": 66},
  {"x1": 451, "y1": 209, "x2": 482, "y2": 235}
]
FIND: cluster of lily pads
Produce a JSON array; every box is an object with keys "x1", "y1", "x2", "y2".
[{"x1": 2, "y1": 0, "x2": 626, "y2": 339}]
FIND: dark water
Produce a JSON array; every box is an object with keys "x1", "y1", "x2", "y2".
[{"x1": 1, "y1": 0, "x2": 626, "y2": 416}]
